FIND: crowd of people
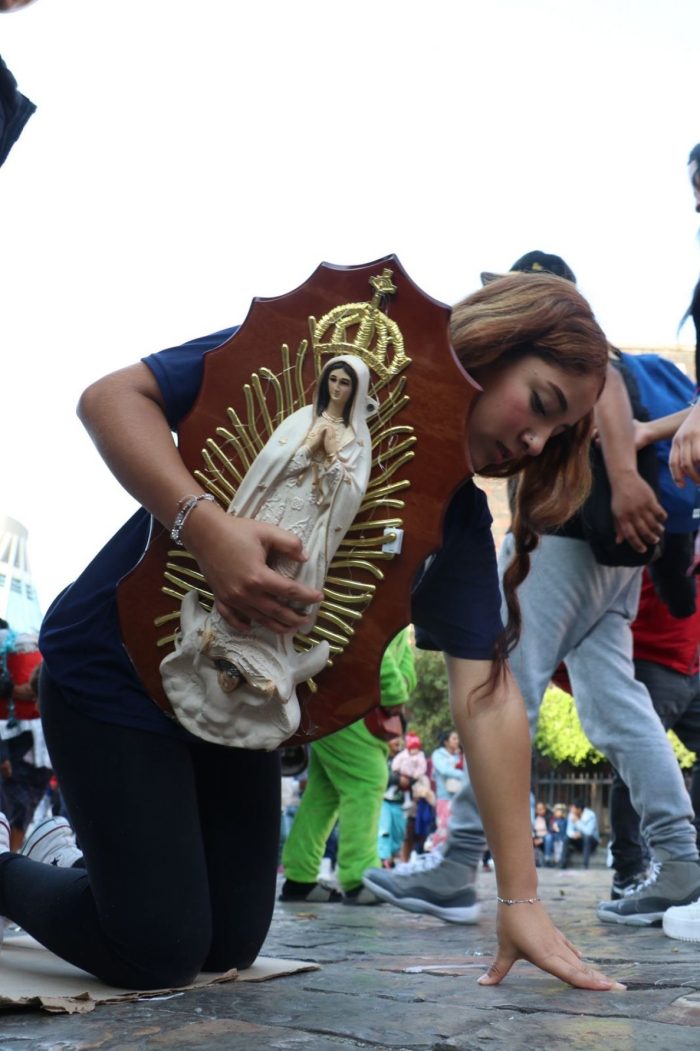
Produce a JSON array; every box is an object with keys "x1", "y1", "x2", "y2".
[
  {"x1": 531, "y1": 800, "x2": 599, "y2": 869},
  {"x1": 282, "y1": 755, "x2": 602, "y2": 886},
  {"x1": 0, "y1": 119, "x2": 699, "y2": 993}
]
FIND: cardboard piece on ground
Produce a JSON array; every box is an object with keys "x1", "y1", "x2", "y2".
[{"x1": 0, "y1": 933, "x2": 319, "y2": 1014}]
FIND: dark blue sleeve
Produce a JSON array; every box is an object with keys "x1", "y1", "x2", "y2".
[
  {"x1": 411, "y1": 481, "x2": 504, "y2": 660},
  {"x1": 0, "y1": 55, "x2": 36, "y2": 168},
  {"x1": 142, "y1": 326, "x2": 239, "y2": 429}
]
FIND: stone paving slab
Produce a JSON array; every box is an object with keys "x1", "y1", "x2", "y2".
[{"x1": 0, "y1": 866, "x2": 698, "y2": 1050}]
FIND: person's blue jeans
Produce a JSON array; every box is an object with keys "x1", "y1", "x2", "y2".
[{"x1": 561, "y1": 833, "x2": 599, "y2": 869}]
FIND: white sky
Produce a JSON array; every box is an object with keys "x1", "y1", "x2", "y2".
[{"x1": 1, "y1": 0, "x2": 699, "y2": 613}]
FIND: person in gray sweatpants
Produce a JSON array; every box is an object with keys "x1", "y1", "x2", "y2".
[
  {"x1": 503, "y1": 534, "x2": 699, "y2": 925},
  {"x1": 363, "y1": 533, "x2": 700, "y2": 926}
]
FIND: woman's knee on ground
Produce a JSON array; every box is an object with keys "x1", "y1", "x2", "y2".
[
  {"x1": 108, "y1": 908, "x2": 214, "y2": 989},
  {"x1": 204, "y1": 941, "x2": 259, "y2": 974}
]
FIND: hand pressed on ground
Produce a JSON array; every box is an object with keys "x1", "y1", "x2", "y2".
[{"x1": 477, "y1": 902, "x2": 626, "y2": 991}]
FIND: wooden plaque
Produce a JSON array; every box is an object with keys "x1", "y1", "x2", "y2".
[{"x1": 117, "y1": 255, "x2": 478, "y2": 745}]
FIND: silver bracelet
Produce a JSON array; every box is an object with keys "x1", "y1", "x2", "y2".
[
  {"x1": 497, "y1": 896, "x2": 541, "y2": 906},
  {"x1": 170, "y1": 493, "x2": 216, "y2": 547}
]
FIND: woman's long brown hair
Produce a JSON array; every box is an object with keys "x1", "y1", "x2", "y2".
[{"x1": 449, "y1": 272, "x2": 609, "y2": 681}]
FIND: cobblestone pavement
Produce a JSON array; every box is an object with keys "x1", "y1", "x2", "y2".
[{"x1": 1, "y1": 864, "x2": 699, "y2": 1050}]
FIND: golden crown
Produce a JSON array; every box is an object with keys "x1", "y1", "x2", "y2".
[{"x1": 309, "y1": 269, "x2": 409, "y2": 381}]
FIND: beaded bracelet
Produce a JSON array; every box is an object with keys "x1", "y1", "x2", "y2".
[
  {"x1": 496, "y1": 896, "x2": 541, "y2": 906},
  {"x1": 170, "y1": 493, "x2": 216, "y2": 547}
]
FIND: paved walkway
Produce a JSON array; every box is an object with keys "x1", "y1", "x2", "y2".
[{"x1": 1, "y1": 864, "x2": 699, "y2": 1049}]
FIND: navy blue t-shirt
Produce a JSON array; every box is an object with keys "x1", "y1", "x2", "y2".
[
  {"x1": 411, "y1": 481, "x2": 504, "y2": 661},
  {"x1": 39, "y1": 330, "x2": 504, "y2": 738}
]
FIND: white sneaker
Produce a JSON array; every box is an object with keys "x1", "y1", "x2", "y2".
[
  {"x1": 393, "y1": 850, "x2": 444, "y2": 876},
  {"x1": 1, "y1": 812, "x2": 10, "y2": 948},
  {"x1": 318, "y1": 857, "x2": 334, "y2": 882},
  {"x1": 21, "y1": 816, "x2": 83, "y2": 868},
  {"x1": 663, "y1": 899, "x2": 700, "y2": 942}
]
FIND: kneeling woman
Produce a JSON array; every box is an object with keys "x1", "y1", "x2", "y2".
[{"x1": 0, "y1": 272, "x2": 622, "y2": 991}]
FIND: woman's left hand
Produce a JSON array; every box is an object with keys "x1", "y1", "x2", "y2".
[{"x1": 477, "y1": 902, "x2": 626, "y2": 991}]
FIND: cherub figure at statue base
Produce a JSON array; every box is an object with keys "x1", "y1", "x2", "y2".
[{"x1": 160, "y1": 590, "x2": 330, "y2": 749}]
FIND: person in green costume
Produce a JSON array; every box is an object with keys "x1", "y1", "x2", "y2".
[{"x1": 280, "y1": 628, "x2": 416, "y2": 904}]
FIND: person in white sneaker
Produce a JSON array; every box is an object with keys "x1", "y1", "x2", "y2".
[{"x1": 0, "y1": 275, "x2": 625, "y2": 992}]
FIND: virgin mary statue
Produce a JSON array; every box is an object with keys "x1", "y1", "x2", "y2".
[{"x1": 160, "y1": 354, "x2": 376, "y2": 749}]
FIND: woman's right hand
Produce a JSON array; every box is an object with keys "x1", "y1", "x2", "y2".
[
  {"x1": 183, "y1": 501, "x2": 323, "y2": 633},
  {"x1": 478, "y1": 901, "x2": 626, "y2": 991}
]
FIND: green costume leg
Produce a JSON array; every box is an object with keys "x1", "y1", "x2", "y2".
[
  {"x1": 284, "y1": 628, "x2": 414, "y2": 890},
  {"x1": 282, "y1": 747, "x2": 339, "y2": 883},
  {"x1": 313, "y1": 722, "x2": 388, "y2": 891}
]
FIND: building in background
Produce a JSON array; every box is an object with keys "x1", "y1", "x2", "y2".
[{"x1": 0, "y1": 514, "x2": 42, "y2": 634}]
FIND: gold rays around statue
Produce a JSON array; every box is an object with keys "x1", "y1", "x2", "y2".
[{"x1": 154, "y1": 271, "x2": 415, "y2": 681}]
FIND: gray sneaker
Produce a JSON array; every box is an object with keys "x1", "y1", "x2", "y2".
[
  {"x1": 597, "y1": 859, "x2": 700, "y2": 927},
  {"x1": 362, "y1": 851, "x2": 480, "y2": 924}
]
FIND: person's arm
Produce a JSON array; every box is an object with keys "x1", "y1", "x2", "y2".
[
  {"x1": 669, "y1": 400, "x2": 700, "y2": 487},
  {"x1": 11, "y1": 682, "x2": 33, "y2": 702},
  {"x1": 595, "y1": 364, "x2": 666, "y2": 552},
  {"x1": 578, "y1": 810, "x2": 598, "y2": 838},
  {"x1": 397, "y1": 634, "x2": 418, "y2": 695},
  {"x1": 379, "y1": 631, "x2": 413, "y2": 707},
  {"x1": 77, "y1": 363, "x2": 323, "y2": 634},
  {"x1": 634, "y1": 408, "x2": 692, "y2": 449},
  {"x1": 445, "y1": 655, "x2": 623, "y2": 991},
  {"x1": 380, "y1": 630, "x2": 418, "y2": 702},
  {"x1": 431, "y1": 749, "x2": 452, "y2": 777},
  {"x1": 0, "y1": 733, "x2": 9, "y2": 776}
]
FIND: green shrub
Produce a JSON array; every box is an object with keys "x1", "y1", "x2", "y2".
[
  {"x1": 667, "y1": 730, "x2": 697, "y2": 770},
  {"x1": 535, "y1": 684, "x2": 697, "y2": 770},
  {"x1": 535, "y1": 686, "x2": 605, "y2": 767},
  {"x1": 403, "y1": 649, "x2": 451, "y2": 753}
]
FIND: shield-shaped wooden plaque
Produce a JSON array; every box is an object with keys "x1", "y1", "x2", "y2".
[{"x1": 117, "y1": 255, "x2": 479, "y2": 745}]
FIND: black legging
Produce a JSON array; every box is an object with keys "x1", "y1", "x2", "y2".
[{"x1": 0, "y1": 669, "x2": 281, "y2": 989}]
